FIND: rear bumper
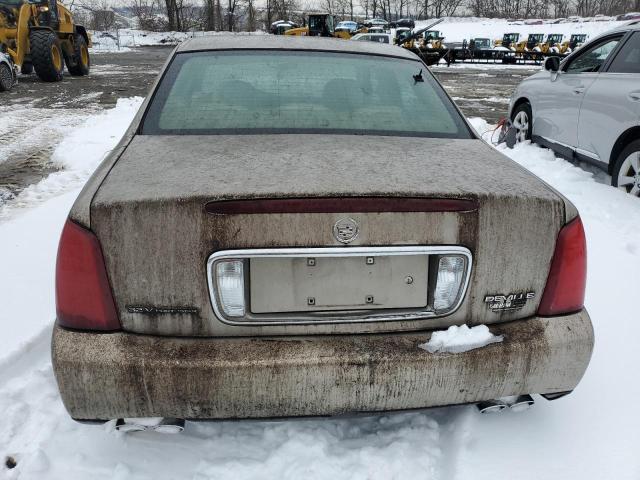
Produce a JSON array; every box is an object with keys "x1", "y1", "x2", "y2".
[{"x1": 52, "y1": 310, "x2": 594, "y2": 420}]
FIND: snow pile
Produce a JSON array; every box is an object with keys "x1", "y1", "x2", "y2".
[
  {"x1": 0, "y1": 97, "x2": 143, "y2": 220},
  {"x1": 90, "y1": 29, "x2": 267, "y2": 51},
  {"x1": 419, "y1": 324, "x2": 504, "y2": 354}
]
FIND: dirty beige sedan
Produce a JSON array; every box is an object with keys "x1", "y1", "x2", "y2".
[{"x1": 52, "y1": 36, "x2": 593, "y2": 433}]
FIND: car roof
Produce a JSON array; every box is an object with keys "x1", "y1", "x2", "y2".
[
  {"x1": 177, "y1": 34, "x2": 417, "y2": 60},
  {"x1": 573, "y1": 20, "x2": 639, "y2": 46},
  {"x1": 609, "y1": 20, "x2": 640, "y2": 33}
]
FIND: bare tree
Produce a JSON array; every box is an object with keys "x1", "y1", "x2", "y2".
[
  {"x1": 203, "y1": 0, "x2": 217, "y2": 30},
  {"x1": 163, "y1": 0, "x2": 176, "y2": 30},
  {"x1": 129, "y1": 0, "x2": 164, "y2": 30},
  {"x1": 359, "y1": 0, "x2": 370, "y2": 18},
  {"x1": 245, "y1": 0, "x2": 257, "y2": 30},
  {"x1": 75, "y1": 0, "x2": 114, "y2": 29}
]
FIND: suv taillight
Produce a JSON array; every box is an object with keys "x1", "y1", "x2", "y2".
[
  {"x1": 538, "y1": 217, "x2": 587, "y2": 316},
  {"x1": 55, "y1": 219, "x2": 120, "y2": 331}
]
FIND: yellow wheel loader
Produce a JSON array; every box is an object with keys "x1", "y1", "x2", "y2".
[
  {"x1": 420, "y1": 30, "x2": 445, "y2": 49},
  {"x1": 560, "y1": 34, "x2": 587, "y2": 54},
  {"x1": 515, "y1": 33, "x2": 544, "y2": 54},
  {"x1": 0, "y1": 0, "x2": 91, "y2": 83},
  {"x1": 494, "y1": 32, "x2": 519, "y2": 50},
  {"x1": 284, "y1": 13, "x2": 335, "y2": 37},
  {"x1": 540, "y1": 33, "x2": 564, "y2": 54}
]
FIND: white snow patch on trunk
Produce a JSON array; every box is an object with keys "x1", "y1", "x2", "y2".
[{"x1": 419, "y1": 324, "x2": 503, "y2": 354}]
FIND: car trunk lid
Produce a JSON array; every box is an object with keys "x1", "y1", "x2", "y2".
[{"x1": 91, "y1": 134, "x2": 565, "y2": 336}]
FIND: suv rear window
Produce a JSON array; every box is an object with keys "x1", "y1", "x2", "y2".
[{"x1": 142, "y1": 51, "x2": 471, "y2": 138}]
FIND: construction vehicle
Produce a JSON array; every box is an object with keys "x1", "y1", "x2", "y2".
[
  {"x1": 395, "y1": 19, "x2": 442, "y2": 48},
  {"x1": 396, "y1": 19, "x2": 449, "y2": 66},
  {"x1": 560, "y1": 34, "x2": 587, "y2": 54},
  {"x1": 394, "y1": 26, "x2": 411, "y2": 44},
  {"x1": 284, "y1": 13, "x2": 335, "y2": 37},
  {"x1": 421, "y1": 30, "x2": 445, "y2": 49},
  {"x1": 0, "y1": 0, "x2": 90, "y2": 82},
  {"x1": 515, "y1": 33, "x2": 544, "y2": 53},
  {"x1": 539, "y1": 33, "x2": 564, "y2": 54},
  {"x1": 494, "y1": 32, "x2": 520, "y2": 50}
]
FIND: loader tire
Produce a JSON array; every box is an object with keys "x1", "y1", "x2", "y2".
[
  {"x1": 0, "y1": 63, "x2": 13, "y2": 92},
  {"x1": 30, "y1": 30, "x2": 64, "y2": 82},
  {"x1": 21, "y1": 61, "x2": 33, "y2": 75},
  {"x1": 66, "y1": 33, "x2": 90, "y2": 76}
]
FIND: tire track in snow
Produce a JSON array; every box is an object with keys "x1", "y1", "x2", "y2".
[{"x1": 0, "y1": 325, "x2": 52, "y2": 386}]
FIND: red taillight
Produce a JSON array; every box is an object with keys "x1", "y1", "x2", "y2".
[
  {"x1": 538, "y1": 217, "x2": 587, "y2": 316},
  {"x1": 55, "y1": 219, "x2": 120, "y2": 331}
]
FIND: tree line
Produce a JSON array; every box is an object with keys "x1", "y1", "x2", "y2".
[{"x1": 74, "y1": 0, "x2": 640, "y2": 32}]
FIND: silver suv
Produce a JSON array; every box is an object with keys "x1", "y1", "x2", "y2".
[{"x1": 509, "y1": 22, "x2": 640, "y2": 196}]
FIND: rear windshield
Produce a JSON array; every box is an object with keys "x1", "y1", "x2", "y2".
[{"x1": 142, "y1": 50, "x2": 471, "y2": 138}]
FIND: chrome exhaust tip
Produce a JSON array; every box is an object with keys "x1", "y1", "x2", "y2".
[
  {"x1": 115, "y1": 419, "x2": 148, "y2": 432},
  {"x1": 114, "y1": 417, "x2": 185, "y2": 433},
  {"x1": 153, "y1": 418, "x2": 185, "y2": 434},
  {"x1": 476, "y1": 399, "x2": 508, "y2": 414},
  {"x1": 509, "y1": 394, "x2": 535, "y2": 412}
]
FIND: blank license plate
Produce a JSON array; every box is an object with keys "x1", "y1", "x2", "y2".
[{"x1": 250, "y1": 255, "x2": 428, "y2": 313}]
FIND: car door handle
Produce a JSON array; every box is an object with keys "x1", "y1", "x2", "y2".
[
  {"x1": 573, "y1": 87, "x2": 585, "y2": 94},
  {"x1": 629, "y1": 92, "x2": 640, "y2": 101}
]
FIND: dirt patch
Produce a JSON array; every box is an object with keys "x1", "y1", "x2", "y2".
[
  {"x1": 0, "y1": 46, "x2": 172, "y2": 202},
  {"x1": 432, "y1": 66, "x2": 538, "y2": 123}
]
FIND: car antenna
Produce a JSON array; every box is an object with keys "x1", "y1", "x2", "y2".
[{"x1": 413, "y1": 69, "x2": 424, "y2": 84}]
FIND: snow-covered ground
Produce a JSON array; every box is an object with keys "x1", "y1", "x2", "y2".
[{"x1": 1, "y1": 102, "x2": 640, "y2": 479}]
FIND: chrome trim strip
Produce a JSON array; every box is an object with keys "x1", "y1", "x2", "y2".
[
  {"x1": 538, "y1": 136, "x2": 604, "y2": 163},
  {"x1": 539, "y1": 135, "x2": 574, "y2": 151},
  {"x1": 206, "y1": 246, "x2": 472, "y2": 326},
  {"x1": 575, "y1": 147, "x2": 601, "y2": 161}
]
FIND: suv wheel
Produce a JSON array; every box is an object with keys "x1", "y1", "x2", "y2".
[
  {"x1": 511, "y1": 102, "x2": 532, "y2": 143},
  {"x1": 612, "y1": 140, "x2": 640, "y2": 197},
  {"x1": 0, "y1": 63, "x2": 13, "y2": 92}
]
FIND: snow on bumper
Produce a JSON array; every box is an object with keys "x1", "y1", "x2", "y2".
[{"x1": 52, "y1": 311, "x2": 594, "y2": 421}]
